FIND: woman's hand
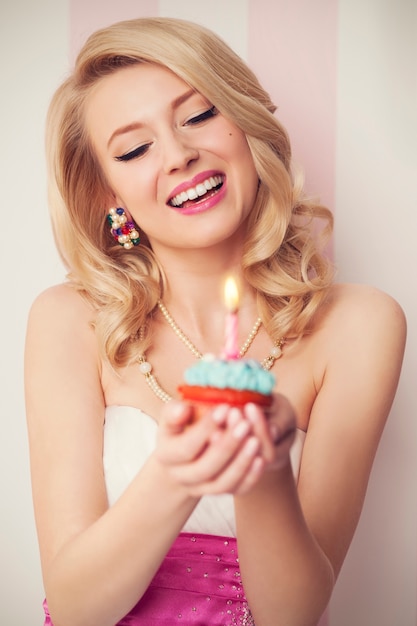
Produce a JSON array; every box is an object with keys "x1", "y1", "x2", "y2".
[
  {"x1": 155, "y1": 395, "x2": 297, "y2": 497},
  {"x1": 244, "y1": 394, "x2": 297, "y2": 470}
]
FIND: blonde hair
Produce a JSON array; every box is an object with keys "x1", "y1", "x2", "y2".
[{"x1": 46, "y1": 17, "x2": 334, "y2": 367}]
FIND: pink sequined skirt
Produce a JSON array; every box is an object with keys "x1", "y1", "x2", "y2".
[{"x1": 43, "y1": 533, "x2": 255, "y2": 625}]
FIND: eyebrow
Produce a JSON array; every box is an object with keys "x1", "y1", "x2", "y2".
[{"x1": 107, "y1": 88, "x2": 196, "y2": 148}]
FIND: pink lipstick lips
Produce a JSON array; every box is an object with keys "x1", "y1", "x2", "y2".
[{"x1": 167, "y1": 171, "x2": 225, "y2": 215}]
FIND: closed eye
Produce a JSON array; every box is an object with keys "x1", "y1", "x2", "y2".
[
  {"x1": 185, "y1": 106, "x2": 218, "y2": 126},
  {"x1": 115, "y1": 143, "x2": 151, "y2": 162}
]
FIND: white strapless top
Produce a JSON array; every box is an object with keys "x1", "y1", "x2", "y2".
[{"x1": 103, "y1": 406, "x2": 306, "y2": 537}]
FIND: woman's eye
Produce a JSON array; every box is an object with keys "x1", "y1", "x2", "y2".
[
  {"x1": 185, "y1": 106, "x2": 218, "y2": 126},
  {"x1": 115, "y1": 143, "x2": 151, "y2": 162}
]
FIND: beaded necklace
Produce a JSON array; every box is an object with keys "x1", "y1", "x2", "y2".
[{"x1": 138, "y1": 300, "x2": 284, "y2": 403}]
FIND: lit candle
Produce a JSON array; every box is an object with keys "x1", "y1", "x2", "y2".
[{"x1": 222, "y1": 276, "x2": 239, "y2": 360}]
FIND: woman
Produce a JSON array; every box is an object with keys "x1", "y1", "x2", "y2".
[{"x1": 25, "y1": 17, "x2": 406, "y2": 626}]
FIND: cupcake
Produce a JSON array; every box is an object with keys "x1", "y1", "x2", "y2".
[{"x1": 178, "y1": 354, "x2": 275, "y2": 419}]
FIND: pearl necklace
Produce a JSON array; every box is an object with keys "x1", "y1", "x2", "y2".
[
  {"x1": 157, "y1": 300, "x2": 262, "y2": 359},
  {"x1": 138, "y1": 300, "x2": 284, "y2": 403}
]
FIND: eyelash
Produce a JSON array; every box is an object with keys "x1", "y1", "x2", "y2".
[
  {"x1": 115, "y1": 106, "x2": 218, "y2": 162},
  {"x1": 185, "y1": 105, "x2": 218, "y2": 126},
  {"x1": 115, "y1": 144, "x2": 150, "y2": 162}
]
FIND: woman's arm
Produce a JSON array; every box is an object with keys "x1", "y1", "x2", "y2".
[
  {"x1": 234, "y1": 285, "x2": 407, "y2": 626},
  {"x1": 25, "y1": 285, "x2": 201, "y2": 626}
]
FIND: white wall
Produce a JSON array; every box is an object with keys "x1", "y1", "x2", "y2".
[
  {"x1": 331, "y1": 1, "x2": 417, "y2": 625},
  {"x1": 0, "y1": 1, "x2": 68, "y2": 623}
]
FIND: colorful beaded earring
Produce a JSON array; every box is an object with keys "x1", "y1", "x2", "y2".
[{"x1": 107, "y1": 207, "x2": 140, "y2": 249}]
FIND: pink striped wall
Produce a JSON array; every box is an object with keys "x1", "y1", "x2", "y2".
[
  {"x1": 248, "y1": 0, "x2": 338, "y2": 213},
  {"x1": 70, "y1": 0, "x2": 158, "y2": 62}
]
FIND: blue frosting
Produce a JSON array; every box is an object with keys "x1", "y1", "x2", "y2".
[{"x1": 184, "y1": 355, "x2": 275, "y2": 395}]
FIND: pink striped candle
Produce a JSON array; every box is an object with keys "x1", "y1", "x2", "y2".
[{"x1": 222, "y1": 277, "x2": 239, "y2": 360}]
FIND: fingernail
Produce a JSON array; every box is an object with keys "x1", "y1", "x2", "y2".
[
  {"x1": 251, "y1": 456, "x2": 264, "y2": 473},
  {"x1": 233, "y1": 419, "x2": 250, "y2": 439},
  {"x1": 211, "y1": 404, "x2": 228, "y2": 424},
  {"x1": 244, "y1": 436, "x2": 260, "y2": 456},
  {"x1": 228, "y1": 407, "x2": 242, "y2": 427},
  {"x1": 244, "y1": 403, "x2": 260, "y2": 424},
  {"x1": 170, "y1": 401, "x2": 186, "y2": 418}
]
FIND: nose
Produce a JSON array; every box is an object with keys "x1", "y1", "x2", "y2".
[{"x1": 161, "y1": 130, "x2": 199, "y2": 174}]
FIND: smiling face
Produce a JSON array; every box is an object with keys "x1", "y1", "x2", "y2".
[{"x1": 84, "y1": 62, "x2": 259, "y2": 255}]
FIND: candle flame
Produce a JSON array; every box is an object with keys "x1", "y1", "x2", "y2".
[{"x1": 224, "y1": 276, "x2": 239, "y2": 312}]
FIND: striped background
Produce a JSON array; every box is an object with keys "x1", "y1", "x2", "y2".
[{"x1": 1, "y1": 1, "x2": 416, "y2": 624}]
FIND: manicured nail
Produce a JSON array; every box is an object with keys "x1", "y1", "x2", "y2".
[
  {"x1": 251, "y1": 456, "x2": 264, "y2": 473},
  {"x1": 211, "y1": 404, "x2": 228, "y2": 424},
  {"x1": 244, "y1": 436, "x2": 260, "y2": 456},
  {"x1": 228, "y1": 407, "x2": 242, "y2": 427},
  {"x1": 170, "y1": 401, "x2": 186, "y2": 418},
  {"x1": 244, "y1": 403, "x2": 260, "y2": 424},
  {"x1": 233, "y1": 419, "x2": 250, "y2": 439}
]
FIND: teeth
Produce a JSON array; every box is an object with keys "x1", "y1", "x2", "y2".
[
  {"x1": 187, "y1": 188, "x2": 198, "y2": 200},
  {"x1": 170, "y1": 175, "x2": 223, "y2": 207},
  {"x1": 196, "y1": 184, "x2": 207, "y2": 196}
]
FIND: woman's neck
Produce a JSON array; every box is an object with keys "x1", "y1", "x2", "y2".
[{"x1": 151, "y1": 246, "x2": 258, "y2": 349}]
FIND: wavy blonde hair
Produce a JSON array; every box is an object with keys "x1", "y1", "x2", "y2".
[{"x1": 46, "y1": 17, "x2": 334, "y2": 367}]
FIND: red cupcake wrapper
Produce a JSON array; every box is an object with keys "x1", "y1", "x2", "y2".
[{"x1": 178, "y1": 384, "x2": 272, "y2": 407}]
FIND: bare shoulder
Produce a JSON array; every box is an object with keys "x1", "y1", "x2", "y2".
[
  {"x1": 322, "y1": 283, "x2": 406, "y2": 347},
  {"x1": 312, "y1": 282, "x2": 407, "y2": 404},
  {"x1": 327, "y1": 282, "x2": 405, "y2": 316},
  {"x1": 26, "y1": 282, "x2": 99, "y2": 372},
  {"x1": 28, "y1": 282, "x2": 95, "y2": 326}
]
